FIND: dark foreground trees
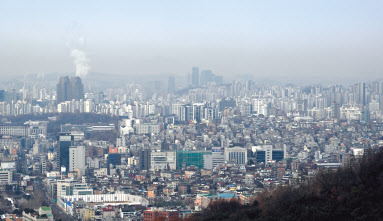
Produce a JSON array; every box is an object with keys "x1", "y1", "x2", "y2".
[{"x1": 188, "y1": 148, "x2": 383, "y2": 221}]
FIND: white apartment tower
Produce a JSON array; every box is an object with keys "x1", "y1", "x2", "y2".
[{"x1": 69, "y1": 146, "x2": 86, "y2": 175}]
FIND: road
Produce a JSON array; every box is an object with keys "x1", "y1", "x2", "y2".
[{"x1": 33, "y1": 178, "x2": 74, "y2": 221}]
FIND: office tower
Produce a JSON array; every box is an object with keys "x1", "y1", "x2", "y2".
[
  {"x1": 70, "y1": 76, "x2": 84, "y2": 100},
  {"x1": 139, "y1": 149, "x2": 151, "y2": 170},
  {"x1": 56, "y1": 133, "x2": 73, "y2": 172},
  {"x1": 69, "y1": 146, "x2": 86, "y2": 175},
  {"x1": 168, "y1": 76, "x2": 176, "y2": 93},
  {"x1": 192, "y1": 67, "x2": 199, "y2": 87},
  {"x1": 359, "y1": 82, "x2": 366, "y2": 106},
  {"x1": 224, "y1": 147, "x2": 247, "y2": 165},
  {"x1": 57, "y1": 76, "x2": 70, "y2": 103},
  {"x1": 329, "y1": 86, "x2": 336, "y2": 104},
  {"x1": 56, "y1": 76, "x2": 84, "y2": 103}
]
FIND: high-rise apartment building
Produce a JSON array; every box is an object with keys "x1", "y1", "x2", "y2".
[{"x1": 139, "y1": 149, "x2": 151, "y2": 171}]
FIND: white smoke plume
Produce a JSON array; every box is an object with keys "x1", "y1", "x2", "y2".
[{"x1": 70, "y1": 48, "x2": 90, "y2": 77}]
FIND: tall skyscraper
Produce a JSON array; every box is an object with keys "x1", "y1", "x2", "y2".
[
  {"x1": 192, "y1": 67, "x2": 199, "y2": 87},
  {"x1": 56, "y1": 76, "x2": 70, "y2": 103},
  {"x1": 168, "y1": 76, "x2": 176, "y2": 93},
  {"x1": 55, "y1": 133, "x2": 74, "y2": 172},
  {"x1": 56, "y1": 76, "x2": 84, "y2": 103},
  {"x1": 359, "y1": 82, "x2": 366, "y2": 106},
  {"x1": 70, "y1": 76, "x2": 84, "y2": 100}
]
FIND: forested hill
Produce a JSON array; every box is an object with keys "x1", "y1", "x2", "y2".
[{"x1": 188, "y1": 148, "x2": 383, "y2": 221}]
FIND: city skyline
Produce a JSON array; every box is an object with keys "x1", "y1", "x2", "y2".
[
  {"x1": 1, "y1": 1, "x2": 383, "y2": 220},
  {"x1": 1, "y1": 73, "x2": 382, "y2": 220}
]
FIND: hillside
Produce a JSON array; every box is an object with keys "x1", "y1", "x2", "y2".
[{"x1": 188, "y1": 148, "x2": 383, "y2": 221}]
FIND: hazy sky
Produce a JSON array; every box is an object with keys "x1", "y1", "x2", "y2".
[{"x1": 1, "y1": 0, "x2": 382, "y2": 81}]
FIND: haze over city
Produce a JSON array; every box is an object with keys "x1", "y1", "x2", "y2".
[
  {"x1": 1, "y1": 0, "x2": 383, "y2": 82},
  {"x1": 1, "y1": 1, "x2": 383, "y2": 221}
]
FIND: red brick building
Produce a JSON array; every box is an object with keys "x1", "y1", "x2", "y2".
[{"x1": 143, "y1": 210, "x2": 179, "y2": 221}]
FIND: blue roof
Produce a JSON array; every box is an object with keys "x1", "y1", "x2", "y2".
[
  {"x1": 218, "y1": 193, "x2": 237, "y2": 199},
  {"x1": 65, "y1": 201, "x2": 72, "y2": 206}
]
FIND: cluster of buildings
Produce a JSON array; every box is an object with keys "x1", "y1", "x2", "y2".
[
  {"x1": 0, "y1": 72, "x2": 383, "y2": 124},
  {"x1": 0, "y1": 70, "x2": 383, "y2": 220}
]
